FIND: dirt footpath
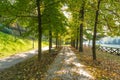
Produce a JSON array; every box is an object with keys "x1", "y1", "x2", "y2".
[
  {"x1": 45, "y1": 46, "x2": 94, "y2": 80},
  {"x1": 0, "y1": 46, "x2": 49, "y2": 71}
]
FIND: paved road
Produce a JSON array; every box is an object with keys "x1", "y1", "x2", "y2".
[
  {"x1": 45, "y1": 46, "x2": 94, "y2": 80},
  {"x1": 0, "y1": 46, "x2": 49, "y2": 71}
]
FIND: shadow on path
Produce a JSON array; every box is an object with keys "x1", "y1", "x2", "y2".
[
  {"x1": 45, "y1": 46, "x2": 94, "y2": 80},
  {"x1": 0, "y1": 47, "x2": 48, "y2": 71}
]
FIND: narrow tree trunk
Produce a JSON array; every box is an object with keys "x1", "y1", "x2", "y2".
[
  {"x1": 88, "y1": 39, "x2": 90, "y2": 46},
  {"x1": 36, "y1": 0, "x2": 42, "y2": 61},
  {"x1": 32, "y1": 39, "x2": 34, "y2": 49},
  {"x1": 92, "y1": 0, "x2": 101, "y2": 60},
  {"x1": 71, "y1": 38, "x2": 73, "y2": 47},
  {"x1": 72, "y1": 40, "x2": 74, "y2": 47},
  {"x1": 57, "y1": 38, "x2": 60, "y2": 48},
  {"x1": 76, "y1": 28, "x2": 79, "y2": 49},
  {"x1": 49, "y1": 29, "x2": 52, "y2": 54},
  {"x1": 71, "y1": 38, "x2": 75, "y2": 47},
  {"x1": 79, "y1": 24, "x2": 83, "y2": 52},
  {"x1": 79, "y1": 1, "x2": 85, "y2": 52},
  {"x1": 72, "y1": 39, "x2": 74, "y2": 47},
  {"x1": 56, "y1": 34, "x2": 58, "y2": 48},
  {"x1": 59, "y1": 37, "x2": 62, "y2": 47},
  {"x1": 17, "y1": 23, "x2": 22, "y2": 36},
  {"x1": 71, "y1": 39, "x2": 74, "y2": 47}
]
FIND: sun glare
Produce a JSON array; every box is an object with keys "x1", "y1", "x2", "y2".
[{"x1": 61, "y1": 5, "x2": 72, "y2": 19}]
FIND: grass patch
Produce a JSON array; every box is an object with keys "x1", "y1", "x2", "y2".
[
  {"x1": 0, "y1": 32, "x2": 38, "y2": 58},
  {"x1": 42, "y1": 41, "x2": 49, "y2": 46},
  {"x1": 0, "y1": 32, "x2": 48, "y2": 58},
  {"x1": 0, "y1": 47, "x2": 62, "y2": 80},
  {"x1": 71, "y1": 46, "x2": 120, "y2": 80}
]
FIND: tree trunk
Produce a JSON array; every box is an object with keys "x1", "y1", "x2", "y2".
[
  {"x1": 92, "y1": 0, "x2": 101, "y2": 60},
  {"x1": 17, "y1": 23, "x2": 22, "y2": 36},
  {"x1": 71, "y1": 38, "x2": 75, "y2": 47},
  {"x1": 36, "y1": 0, "x2": 42, "y2": 61},
  {"x1": 71, "y1": 39, "x2": 74, "y2": 47},
  {"x1": 79, "y1": 1, "x2": 85, "y2": 52},
  {"x1": 49, "y1": 29, "x2": 52, "y2": 54},
  {"x1": 59, "y1": 37, "x2": 62, "y2": 47},
  {"x1": 76, "y1": 28, "x2": 79, "y2": 49},
  {"x1": 88, "y1": 39, "x2": 90, "y2": 46},
  {"x1": 71, "y1": 38, "x2": 73, "y2": 47},
  {"x1": 32, "y1": 39, "x2": 34, "y2": 49},
  {"x1": 73, "y1": 39, "x2": 76, "y2": 48},
  {"x1": 57, "y1": 38, "x2": 60, "y2": 48},
  {"x1": 56, "y1": 34, "x2": 58, "y2": 48}
]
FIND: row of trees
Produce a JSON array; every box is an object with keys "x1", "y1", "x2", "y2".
[
  {"x1": 0, "y1": 0, "x2": 120, "y2": 61},
  {"x1": 66, "y1": 0, "x2": 120, "y2": 60},
  {"x1": 0, "y1": 0, "x2": 67, "y2": 61}
]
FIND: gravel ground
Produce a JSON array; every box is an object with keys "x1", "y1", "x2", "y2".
[{"x1": 45, "y1": 46, "x2": 94, "y2": 80}]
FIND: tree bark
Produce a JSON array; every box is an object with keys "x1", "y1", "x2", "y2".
[
  {"x1": 36, "y1": 0, "x2": 42, "y2": 61},
  {"x1": 92, "y1": 0, "x2": 101, "y2": 60},
  {"x1": 49, "y1": 29, "x2": 52, "y2": 54},
  {"x1": 56, "y1": 34, "x2": 58, "y2": 48},
  {"x1": 71, "y1": 38, "x2": 73, "y2": 47},
  {"x1": 59, "y1": 37, "x2": 62, "y2": 47},
  {"x1": 76, "y1": 28, "x2": 79, "y2": 49},
  {"x1": 73, "y1": 39, "x2": 76, "y2": 48},
  {"x1": 57, "y1": 38, "x2": 60, "y2": 48},
  {"x1": 32, "y1": 39, "x2": 34, "y2": 49},
  {"x1": 79, "y1": 1, "x2": 85, "y2": 52}
]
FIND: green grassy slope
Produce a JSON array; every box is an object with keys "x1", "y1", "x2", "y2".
[{"x1": 0, "y1": 32, "x2": 38, "y2": 58}]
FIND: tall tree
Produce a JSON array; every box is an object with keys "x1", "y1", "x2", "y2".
[
  {"x1": 55, "y1": 34, "x2": 58, "y2": 48},
  {"x1": 42, "y1": 0, "x2": 67, "y2": 53},
  {"x1": 79, "y1": 1, "x2": 85, "y2": 52},
  {"x1": 92, "y1": 0, "x2": 101, "y2": 60},
  {"x1": 36, "y1": 0, "x2": 42, "y2": 61},
  {"x1": 76, "y1": 28, "x2": 79, "y2": 49},
  {"x1": 49, "y1": 28, "x2": 52, "y2": 54}
]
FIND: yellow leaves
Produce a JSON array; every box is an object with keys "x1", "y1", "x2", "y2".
[
  {"x1": 0, "y1": 48, "x2": 62, "y2": 80},
  {"x1": 52, "y1": 77, "x2": 61, "y2": 80},
  {"x1": 71, "y1": 47, "x2": 120, "y2": 80}
]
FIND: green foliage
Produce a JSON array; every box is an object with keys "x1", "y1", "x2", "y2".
[
  {"x1": 0, "y1": 0, "x2": 120, "y2": 40},
  {"x1": 66, "y1": 0, "x2": 120, "y2": 41},
  {"x1": 0, "y1": 32, "x2": 38, "y2": 58}
]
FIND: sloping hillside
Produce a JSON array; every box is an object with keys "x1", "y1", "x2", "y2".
[{"x1": 0, "y1": 32, "x2": 37, "y2": 58}]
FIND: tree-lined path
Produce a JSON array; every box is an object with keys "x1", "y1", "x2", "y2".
[
  {"x1": 45, "y1": 46, "x2": 94, "y2": 80},
  {"x1": 0, "y1": 0, "x2": 120, "y2": 79}
]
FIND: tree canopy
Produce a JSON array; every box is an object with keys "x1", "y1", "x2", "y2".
[{"x1": 0, "y1": 0, "x2": 120, "y2": 60}]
